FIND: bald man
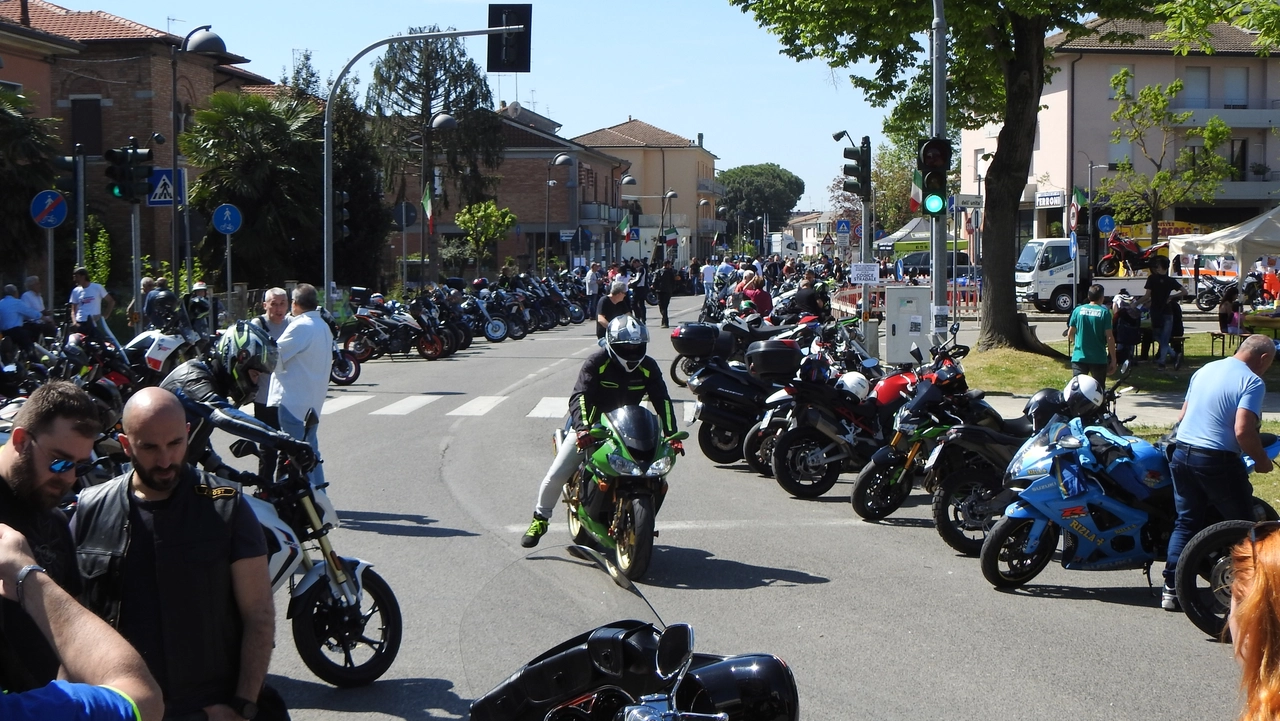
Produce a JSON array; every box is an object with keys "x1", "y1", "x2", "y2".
[{"x1": 72, "y1": 388, "x2": 284, "y2": 721}]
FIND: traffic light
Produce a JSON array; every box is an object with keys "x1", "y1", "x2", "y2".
[
  {"x1": 918, "y1": 137, "x2": 952, "y2": 216},
  {"x1": 53, "y1": 154, "x2": 78, "y2": 197},
  {"x1": 131, "y1": 148, "x2": 155, "y2": 200},
  {"x1": 842, "y1": 136, "x2": 872, "y2": 199},
  {"x1": 103, "y1": 146, "x2": 154, "y2": 202},
  {"x1": 334, "y1": 191, "x2": 350, "y2": 239},
  {"x1": 487, "y1": 4, "x2": 532, "y2": 73}
]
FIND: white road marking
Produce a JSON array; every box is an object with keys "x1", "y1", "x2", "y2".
[
  {"x1": 369, "y1": 395, "x2": 442, "y2": 415},
  {"x1": 446, "y1": 395, "x2": 508, "y2": 416},
  {"x1": 527, "y1": 397, "x2": 570, "y2": 418},
  {"x1": 321, "y1": 395, "x2": 375, "y2": 415}
]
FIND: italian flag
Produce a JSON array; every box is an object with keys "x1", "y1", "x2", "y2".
[
  {"x1": 422, "y1": 190, "x2": 435, "y2": 235},
  {"x1": 665, "y1": 227, "x2": 678, "y2": 242},
  {"x1": 910, "y1": 170, "x2": 923, "y2": 213},
  {"x1": 1070, "y1": 187, "x2": 1087, "y2": 232},
  {"x1": 618, "y1": 213, "x2": 631, "y2": 238}
]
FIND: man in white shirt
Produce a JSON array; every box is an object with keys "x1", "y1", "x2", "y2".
[
  {"x1": 67, "y1": 267, "x2": 114, "y2": 338},
  {"x1": 701, "y1": 260, "x2": 717, "y2": 300},
  {"x1": 251, "y1": 287, "x2": 291, "y2": 481},
  {"x1": 584, "y1": 262, "x2": 601, "y2": 301},
  {"x1": 267, "y1": 283, "x2": 332, "y2": 487}
]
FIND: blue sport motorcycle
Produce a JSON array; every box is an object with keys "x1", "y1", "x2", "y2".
[{"x1": 980, "y1": 415, "x2": 1280, "y2": 593}]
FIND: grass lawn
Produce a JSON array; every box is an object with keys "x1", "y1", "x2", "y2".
[
  {"x1": 1127, "y1": 422, "x2": 1280, "y2": 508},
  {"x1": 963, "y1": 331, "x2": 1280, "y2": 396}
]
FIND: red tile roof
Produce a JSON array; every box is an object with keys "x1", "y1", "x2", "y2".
[
  {"x1": 572, "y1": 119, "x2": 693, "y2": 148},
  {"x1": 1047, "y1": 17, "x2": 1276, "y2": 55},
  {"x1": 239, "y1": 84, "x2": 324, "y2": 106},
  {"x1": 0, "y1": 0, "x2": 168, "y2": 41}
]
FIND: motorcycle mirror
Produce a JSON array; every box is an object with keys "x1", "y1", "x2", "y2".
[
  {"x1": 861, "y1": 358, "x2": 880, "y2": 369},
  {"x1": 229, "y1": 439, "x2": 260, "y2": 458},
  {"x1": 655, "y1": 623, "x2": 694, "y2": 681},
  {"x1": 1117, "y1": 360, "x2": 1132, "y2": 381},
  {"x1": 668, "y1": 431, "x2": 690, "y2": 442},
  {"x1": 589, "y1": 425, "x2": 610, "y2": 440},
  {"x1": 910, "y1": 344, "x2": 923, "y2": 363},
  {"x1": 1059, "y1": 436, "x2": 1083, "y2": 449},
  {"x1": 950, "y1": 321, "x2": 960, "y2": 336}
]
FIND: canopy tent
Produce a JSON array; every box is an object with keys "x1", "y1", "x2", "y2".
[
  {"x1": 876, "y1": 217, "x2": 958, "y2": 252},
  {"x1": 1168, "y1": 205, "x2": 1280, "y2": 261}
]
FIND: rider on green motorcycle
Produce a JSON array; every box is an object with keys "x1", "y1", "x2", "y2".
[{"x1": 521, "y1": 315, "x2": 680, "y2": 547}]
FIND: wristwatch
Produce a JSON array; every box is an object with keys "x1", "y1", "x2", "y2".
[{"x1": 229, "y1": 696, "x2": 258, "y2": 720}]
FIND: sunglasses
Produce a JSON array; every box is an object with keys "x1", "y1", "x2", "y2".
[{"x1": 28, "y1": 437, "x2": 94, "y2": 476}]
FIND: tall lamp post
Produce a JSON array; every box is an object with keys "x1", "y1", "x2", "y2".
[
  {"x1": 171, "y1": 25, "x2": 225, "y2": 291},
  {"x1": 613, "y1": 172, "x2": 637, "y2": 263},
  {"x1": 544, "y1": 152, "x2": 573, "y2": 272},
  {"x1": 658, "y1": 189, "x2": 678, "y2": 263},
  {"x1": 697, "y1": 199, "x2": 710, "y2": 260},
  {"x1": 419, "y1": 112, "x2": 456, "y2": 286}
]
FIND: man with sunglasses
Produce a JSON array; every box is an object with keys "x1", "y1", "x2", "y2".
[
  {"x1": 1162, "y1": 333, "x2": 1276, "y2": 611},
  {"x1": 0, "y1": 381, "x2": 100, "y2": 689}
]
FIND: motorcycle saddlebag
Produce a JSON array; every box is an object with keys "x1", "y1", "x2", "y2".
[
  {"x1": 745, "y1": 340, "x2": 803, "y2": 383},
  {"x1": 348, "y1": 286, "x2": 370, "y2": 305},
  {"x1": 671, "y1": 323, "x2": 723, "y2": 357}
]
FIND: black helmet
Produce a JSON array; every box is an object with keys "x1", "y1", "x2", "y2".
[
  {"x1": 85, "y1": 378, "x2": 123, "y2": 433},
  {"x1": 1024, "y1": 388, "x2": 1065, "y2": 430}
]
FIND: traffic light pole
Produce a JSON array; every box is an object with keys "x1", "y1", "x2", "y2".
[
  {"x1": 322, "y1": 24, "x2": 523, "y2": 309},
  {"x1": 130, "y1": 202, "x2": 142, "y2": 335},
  {"x1": 75, "y1": 150, "x2": 85, "y2": 266},
  {"x1": 929, "y1": 0, "x2": 949, "y2": 341}
]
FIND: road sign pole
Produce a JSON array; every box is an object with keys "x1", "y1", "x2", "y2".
[
  {"x1": 75, "y1": 151, "x2": 85, "y2": 267},
  {"x1": 225, "y1": 233, "x2": 233, "y2": 317},
  {"x1": 131, "y1": 202, "x2": 142, "y2": 335},
  {"x1": 46, "y1": 228, "x2": 54, "y2": 308},
  {"x1": 402, "y1": 225, "x2": 408, "y2": 289},
  {"x1": 182, "y1": 170, "x2": 193, "y2": 292}
]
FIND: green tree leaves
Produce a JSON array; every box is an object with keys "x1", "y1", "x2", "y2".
[
  {"x1": 718, "y1": 163, "x2": 805, "y2": 238},
  {"x1": 0, "y1": 89, "x2": 59, "y2": 266},
  {"x1": 454, "y1": 200, "x2": 517, "y2": 270}
]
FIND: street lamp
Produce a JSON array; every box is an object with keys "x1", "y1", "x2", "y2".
[
  {"x1": 697, "y1": 199, "x2": 710, "y2": 260},
  {"x1": 544, "y1": 152, "x2": 573, "y2": 272},
  {"x1": 418, "y1": 112, "x2": 456, "y2": 285},
  {"x1": 613, "y1": 172, "x2": 637, "y2": 262},
  {"x1": 171, "y1": 25, "x2": 225, "y2": 291},
  {"x1": 658, "y1": 189, "x2": 678, "y2": 263}
]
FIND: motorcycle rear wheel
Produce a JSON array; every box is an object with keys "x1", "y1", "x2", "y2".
[
  {"x1": 1096, "y1": 257, "x2": 1120, "y2": 277},
  {"x1": 507, "y1": 316, "x2": 528, "y2": 340},
  {"x1": 850, "y1": 460, "x2": 912, "y2": 520},
  {"x1": 454, "y1": 323, "x2": 473, "y2": 349},
  {"x1": 556, "y1": 307, "x2": 571, "y2": 326},
  {"x1": 980, "y1": 515, "x2": 1059, "y2": 588},
  {"x1": 1195, "y1": 290, "x2": 1220, "y2": 313},
  {"x1": 771, "y1": 426, "x2": 842, "y2": 498},
  {"x1": 742, "y1": 421, "x2": 776, "y2": 477},
  {"x1": 343, "y1": 333, "x2": 375, "y2": 362},
  {"x1": 614, "y1": 496, "x2": 655, "y2": 580},
  {"x1": 416, "y1": 334, "x2": 444, "y2": 360},
  {"x1": 438, "y1": 327, "x2": 457, "y2": 357},
  {"x1": 697, "y1": 422, "x2": 743, "y2": 464},
  {"x1": 932, "y1": 468, "x2": 1003, "y2": 556},
  {"x1": 568, "y1": 303, "x2": 586, "y2": 324},
  {"x1": 330, "y1": 351, "x2": 361, "y2": 386},
  {"x1": 669, "y1": 355, "x2": 704, "y2": 388},
  {"x1": 292, "y1": 566, "x2": 402, "y2": 687}
]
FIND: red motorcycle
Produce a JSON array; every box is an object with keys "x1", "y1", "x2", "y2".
[{"x1": 1096, "y1": 229, "x2": 1169, "y2": 277}]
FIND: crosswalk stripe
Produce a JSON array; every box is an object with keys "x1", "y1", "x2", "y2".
[
  {"x1": 322, "y1": 395, "x2": 375, "y2": 415},
  {"x1": 527, "y1": 397, "x2": 570, "y2": 418},
  {"x1": 369, "y1": 395, "x2": 442, "y2": 415},
  {"x1": 446, "y1": 395, "x2": 508, "y2": 416}
]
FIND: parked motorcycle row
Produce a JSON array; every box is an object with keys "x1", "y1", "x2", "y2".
[{"x1": 678, "y1": 314, "x2": 1280, "y2": 642}]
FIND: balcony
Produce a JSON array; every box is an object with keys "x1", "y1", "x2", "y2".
[
  {"x1": 638, "y1": 213, "x2": 689, "y2": 227},
  {"x1": 1175, "y1": 97, "x2": 1280, "y2": 129},
  {"x1": 579, "y1": 203, "x2": 609, "y2": 220},
  {"x1": 697, "y1": 178, "x2": 726, "y2": 196},
  {"x1": 698, "y1": 219, "x2": 728, "y2": 233},
  {"x1": 1208, "y1": 177, "x2": 1280, "y2": 201}
]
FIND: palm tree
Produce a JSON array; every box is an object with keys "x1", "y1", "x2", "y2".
[
  {"x1": 179, "y1": 91, "x2": 321, "y2": 288},
  {"x1": 0, "y1": 90, "x2": 59, "y2": 266}
]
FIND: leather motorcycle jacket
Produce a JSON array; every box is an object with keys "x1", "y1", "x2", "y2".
[{"x1": 569, "y1": 348, "x2": 677, "y2": 436}]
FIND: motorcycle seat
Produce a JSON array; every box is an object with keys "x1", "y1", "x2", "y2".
[
  {"x1": 1000, "y1": 415, "x2": 1035, "y2": 438},
  {"x1": 950, "y1": 423, "x2": 1030, "y2": 447}
]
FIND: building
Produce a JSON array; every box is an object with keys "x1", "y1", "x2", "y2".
[
  {"x1": 0, "y1": 13, "x2": 83, "y2": 117},
  {"x1": 0, "y1": 0, "x2": 270, "y2": 285},
  {"x1": 572, "y1": 118, "x2": 724, "y2": 265},
  {"x1": 959, "y1": 18, "x2": 1280, "y2": 262}
]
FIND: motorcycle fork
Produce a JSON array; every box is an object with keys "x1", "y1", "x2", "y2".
[{"x1": 298, "y1": 495, "x2": 357, "y2": 606}]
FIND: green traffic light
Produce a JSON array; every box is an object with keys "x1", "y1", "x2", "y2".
[
  {"x1": 924, "y1": 194, "x2": 945, "y2": 214},
  {"x1": 109, "y1": 183, "x2": 125, "y2": 198}
]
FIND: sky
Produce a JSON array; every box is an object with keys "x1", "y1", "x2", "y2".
[{"x1": 55, "y1": 0, "x2": 891, "y2": 212}]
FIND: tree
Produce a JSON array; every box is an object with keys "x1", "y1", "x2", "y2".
[
  {"x1": 1096, "y1": 69, "x2": 1235, "y2": 244},
  {"x1": 729, "y1": 0, "x2": 1155, "y2": 350},
  {"x1": 180, "y1": 92, "x2": 321, "y2": 288},
  {"x1": 718, "y1": 163, "x2": 805, "y2": 239},
  {"x1": 1153, "y1": 2, "x2": 1280, "y2": 55},
  {"x1": 0, "y1": 89, "x2": 59, "y2": 267},
  {"x1": 331, "y1": 78, "x2": 394, "y2": 288},
  {"x1": 83, "y1": 215, "x2": 111, "y2": 286},
  {"x1": 454, "y1": 200, "x2": 516, "y2": 272},
  {"x1": 367, "y1": 27, "x2": 505, "y2": 281},
  {"x1": 870, "y1": 140, "x2": 920, "y2": 237}
]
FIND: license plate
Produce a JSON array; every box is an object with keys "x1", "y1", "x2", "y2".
[{"x1": 924, "y1": 443, "x2": 943, "y2": 471}]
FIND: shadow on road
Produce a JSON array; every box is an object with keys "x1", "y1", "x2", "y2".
[
  {"x1": 998, "y1": 583, "x2": 1160, "y2": 608},
  {"x1": 268, "y1": 674, "x2": 472, "y2": 720},
  {"x1": 865, "y1": 516, "x2": 934, "y2": 529},
  {"x1": 339, "y1": 510, "x2": 479, "y2": 539},
  {"x1": 641, "y1": 546, "x2": 829, "y2": 590}
]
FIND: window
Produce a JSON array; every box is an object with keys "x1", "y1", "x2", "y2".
[
  {"x1": 1108, "y1": 64, "x2": 1135, "y2": 99},
  {"x1": 973, "y1": 148, "x2": 986, "y2": 181},
  {"x1": 0, "y1": 80, "x2": 20, "y2": 93},
  {"x1": 1108, "y1": 140, "x2": 1132, "y2": 170},
  {"x1": 70, "y1": 98, "x2": 102, "y2": 155},
  {"x1": 1182, "y1": 67, "x2": 1209, "y2": 108},
  {"x1": 1223, "y1": 67, "x2": 1248, "y2": 108},
  {"x1": 1230, "y1": 139, "x2": 1247, "y2": 180},
  {"x1": 1042, "y1": 243, "x2": 1073, "y2": 270}
]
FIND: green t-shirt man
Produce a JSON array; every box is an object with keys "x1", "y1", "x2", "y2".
[{"x1": 1068, "y1": 288, "x2": 1116, "y2": 367}]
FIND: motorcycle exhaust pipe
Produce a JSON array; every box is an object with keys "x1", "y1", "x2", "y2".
[
  {"x1": 694, "y1": 401, "x2": 756, "y2": 433},
  {"x1": 797, "y1": 407, "x2": 849, "y2": 448}
]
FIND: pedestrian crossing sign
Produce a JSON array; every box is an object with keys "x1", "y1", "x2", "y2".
[{"x1": 146, "y1": 168, "x2": 185, "y2": 207}]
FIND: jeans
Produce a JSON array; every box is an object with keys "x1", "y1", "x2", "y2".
[
  {"x1": 1162, "y1": 447, "x2": 1254, "y2": 587},
  {"x1": 1070, "y1": 362, "x2": 1107, "y2": 386},
  {"x1": 658, "y1": 293, "x2": 672, "y2": 325},
  {"x1": 1153, "y1": 313, "x2": 1174, "y2": 365},
  {"x1": 534, "y1": 433, "x2": 585, "y2": 519},
  {"x1": 253, "y1": 402, "x2": 280, "y2": 482},
  {"x1": 278, "y1": 405, "x2": 324, "y2": 488}
]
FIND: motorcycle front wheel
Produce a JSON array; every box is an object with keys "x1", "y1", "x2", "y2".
[
  {"x1": 850, "y1": 459, "x2": 912, "y2": 520},
  {"x1": 568, "y1": 303, "x2": 586, "y2": 324},
  {"x1": 483, "y1": 318, "x2": 508, "y2": 342},
  {"x1": 1195, "y1": 290, "x2": 1220, "y2": 313},
  {"x1": 292, "y1": 566, "x2": 402, "y2": 687},
  {"x1": 742, "y1": 421, "x2": 776, "y2": 477},
  {"x1": 932, "y1": 469, "x2": 1004, "y2": 556},
  {"x1": 697, "y1": 422, "x2": 743, "y2": 464},
  {"x1": 770, "y1": 426, "x2": 842, "y2": 498},
  {"x1": 330, "y1": 351, "x2": 361, "y2": 386},
  {"x1": 614, "y1": 496, "x2": 655, "y2": 580},
  {"x1": 1095, "y1": 257, "x2": 1120, "y2": 277},
  {"x1": 416, "y1": 334, "x2": 444, "y2": 360},
  {"x1": 669, "y1": 355, "x2": 704, "y2": 388},
  {"x1": 343, "y1": 333, "x2": 375, "y2": 362},
  {"x1": 507, "y1": 316, "x2": 528, "y2": 340},
  {"x1": 980, "y1": 515, "x2": 1059, "y2": 589}
]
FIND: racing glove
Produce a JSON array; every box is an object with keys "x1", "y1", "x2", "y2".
[
  {"x1": 575, "y1": 429, "x2": 595, "y2": 450},
  {"x1": 283, "y1": 440, "x2": 318, "y2": 473}
]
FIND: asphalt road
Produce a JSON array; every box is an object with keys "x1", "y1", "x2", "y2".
[{"x1": 225, "y1": 296, "x2": 1244, "y2": 721}]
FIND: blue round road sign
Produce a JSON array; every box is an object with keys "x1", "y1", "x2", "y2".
[
  {"x1": 30, "y1": 190, "x2": 67, "y2": 229},
  {"x1": 1069, "y1": 231, "x2": 1078, "y2": 260},
  {"x1": 1097, "y1": 214, "x2": 1116, "y2": 234},
  {"x1": 213, "y1": 204, "x2": 242, "y2": 234}
]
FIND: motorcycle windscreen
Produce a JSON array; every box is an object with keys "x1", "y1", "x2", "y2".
[
  {"x1": 461, "y1": 545, "x2": 663, "y2": 700},
  {"x1": 606, "y1": 406, "x2": 662, "y2": 456}
]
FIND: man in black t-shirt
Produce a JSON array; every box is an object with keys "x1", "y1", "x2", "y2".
[
  {"x1": 793, "y1": 279, "x2": 825, "y2": 318},
  {"x1": 596, "y1": 281, "x2": 632, "y2": 338},
  {"x1": 1138, "y1": 256, "x2": 1185, "y2": 369}
]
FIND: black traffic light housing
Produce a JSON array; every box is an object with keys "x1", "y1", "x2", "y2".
[
  {"x1": 103, "y1": 144, "x2": 155, "y2": 203},
  {"x1": 53, "y1": 153, "x2": 78, "y2": 196},
  {"x1": 335, "y1": 191, "x2": 350, "y2": 238},
  {"x1": 487, "y1": 4, "x2": 532, "y2": 73},
  {"x1": 917, "y1": 137, "x2": 952, "y2": 216},
  {"x1": 841, "y1": 136, "x2": 872, "y2": 199}
]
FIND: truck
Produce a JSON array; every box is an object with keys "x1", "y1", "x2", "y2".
[
  {"x1": 769, "y1": 232, "x2": 800, "y2": 258},
  {"x1": 897, "y1": 250, "x2": 979, "y2": 280},
  {"x1": 1014, "y1": 237, "x2": 1192, "y2": 313}
]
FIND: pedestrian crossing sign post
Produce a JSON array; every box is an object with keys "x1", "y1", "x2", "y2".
[{"x1": 146, "y1": 168, "x2": 185, "y2": 207}]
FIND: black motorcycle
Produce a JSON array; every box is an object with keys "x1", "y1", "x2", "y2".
[{"x1": 465, "y1": 545, "x2": 799, "y2": 721}]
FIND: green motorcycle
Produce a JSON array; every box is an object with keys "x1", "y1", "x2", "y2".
[{"x1": 560, "y1": 405, "x2": 689, "y2": 579}]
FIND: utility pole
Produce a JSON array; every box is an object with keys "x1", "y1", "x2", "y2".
[{"x1": 929, "y1": 0, "x2": 949, "y2": 341}]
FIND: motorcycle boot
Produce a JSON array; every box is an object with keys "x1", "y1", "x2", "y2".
[{"x1": 521, "y1": 514, "x2": 549, "y2": 548}]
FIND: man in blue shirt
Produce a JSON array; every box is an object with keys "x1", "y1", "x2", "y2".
[
  {"x1": 0, "y1": 284, "x2": 42, "y2": 354},
  {"x1": 1161, "y1": 333, "x2": 1275, "y2": 610},
  {"x1": 1066, "y1": 284, "x2": 1116, "y2": 385}
]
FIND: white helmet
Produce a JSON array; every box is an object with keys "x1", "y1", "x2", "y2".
[
  {"x1": 836, "y1": 371, "x2": 871, "y2": 401},
  {"x1": 604, "y1": 315, "x2": 650, "y2": 373},
  {"x1": 1063, "y1": 374, "x2": 1104, "y2": 418}
]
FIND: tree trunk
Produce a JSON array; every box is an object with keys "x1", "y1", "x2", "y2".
[{"x1": 977, "y1": 14, "x2": 1051, "y2": 352}]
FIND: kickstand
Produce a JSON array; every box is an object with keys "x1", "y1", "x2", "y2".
[{"x1": 1142, "y1": 562, "x2": 1156, "y2": 596}]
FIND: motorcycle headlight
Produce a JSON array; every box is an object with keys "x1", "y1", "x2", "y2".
[
  {"x1": 646, "y1": 456, "x2": 674, "y2": 476},
  {"x1": 608, "y1": 453, "x2": 642, "y2": 476},
  {"x1": 687, "y1": 374, "x2": 704, "y2": 390}
]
